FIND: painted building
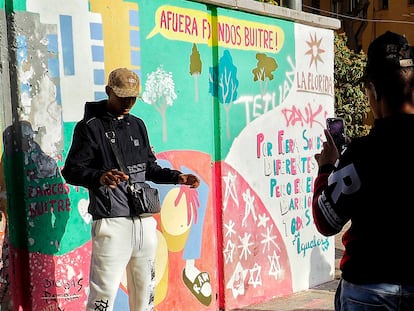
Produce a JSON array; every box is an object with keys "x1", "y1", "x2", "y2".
[{"x1": 0, "y1": 0, "x2": 340, "y2": 310}]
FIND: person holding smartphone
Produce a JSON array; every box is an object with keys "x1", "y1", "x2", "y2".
[{"x1": 313, "y1": 31, "x2": 414, "y2": 310}]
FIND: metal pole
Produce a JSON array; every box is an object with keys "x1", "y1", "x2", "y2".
[{"x1": 286, "y1": 0, "x2": 302, "y2": 11}]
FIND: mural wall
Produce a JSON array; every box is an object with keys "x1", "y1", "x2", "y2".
[{"x1": 0, "y1": 0, "x2": 338, "y2": 310}]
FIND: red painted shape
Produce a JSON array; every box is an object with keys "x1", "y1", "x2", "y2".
[{"x1": 218, "y1": 161, "x2": 293, "y2": 310}]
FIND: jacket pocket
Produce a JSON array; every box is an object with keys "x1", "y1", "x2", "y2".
[
  {"x1": 128, "y1": 163, "x2": 147, "y2": 183},
  {"x1": 95, "y1": 185, "x2": 112, "y2": 216},
  {"x1": 92, "y1": 219, "x2": 103, "y2": 237}
]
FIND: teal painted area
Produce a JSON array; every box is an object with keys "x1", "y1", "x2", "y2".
[
  {"x1": 5, "y1": 0, "x2": 26, "y2": 12},
  {"x1": 138, "y1": 0, "x2": 215, "y2": 155},
  {"x1": 137, "y1": 1, "x2": 294, "y2": 160}
]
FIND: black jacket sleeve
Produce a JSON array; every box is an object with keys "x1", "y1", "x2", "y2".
[
  {"x1": 62, "y1": 121, "x2": 105, "y2": 189},
  {"x1": 146, "y1": 161, "x2": 182, "y2": 184}
]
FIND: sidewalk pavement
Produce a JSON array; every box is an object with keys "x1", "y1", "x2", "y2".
[
  {"x1": 232, "y1": 278, "x2": 339, "y2": 311},
  {"x1": 233, "y1": 225, "x2": 348, "y2": 311}
]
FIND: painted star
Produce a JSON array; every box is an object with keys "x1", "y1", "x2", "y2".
[
  {"x1": 268, "y1": 250, "x2": 282, "y2": 280},
  {"x1": 224, "y1": 219, "x2": 236, "y2": 238},
  {"x1": 238, "y1": 232, "x2": 254, "y2": 261},
  {"x1": 305, "y1": 32, "x2": 325, "y2": 70},
  {"x1": 242, "y1": 188, "x2": 257, "y2": 227},
  {"x1": 224, "y1": 239, "x2": 236, "y2": 264},
  {"x1": 260, "y1": 224, "x2": 280, "y2": 253},
  {"x1": 257, "y1": 213, "x2": 269, "y2": 228},
  {"x1": 248, "y1": 263, "x2": 262, "y2": 288},
  {"x1": 223, "y1": 171, "x2": 239, "y2": 210},
  {"x1": 226, "y1": 262, "x2": 248, "y2": 298}
]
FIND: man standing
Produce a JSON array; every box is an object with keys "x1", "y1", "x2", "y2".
[
  {"x1": 62, "y1": 68, "x2": 200, "y2": 311},
  {"x1": 313, "y1": 32, "x2": 414, "y2": 310}
]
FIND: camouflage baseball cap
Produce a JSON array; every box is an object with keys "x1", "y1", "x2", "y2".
[{"x1": 107, "y1": 68, "x2": 140, "y2": 98}]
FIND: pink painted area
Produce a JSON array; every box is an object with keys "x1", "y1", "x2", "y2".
[
  {"x1": 218, "y1": 161, "x2": 293, "y2": 310},
  {"x1": 24, "y1": 242, "x2": 91, "y2": 311},
  {"x1": 29, "y1": 243, "x2": 91, "y2": 311}
]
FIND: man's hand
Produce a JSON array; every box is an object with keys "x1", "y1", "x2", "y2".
[
  {"x1": 314, "y1": 129, "x2": 340, "y2": 167},
  {"x1": 99, "y1": 169, "x2": 129, "y2": 189},
  {"x1": 178, "y1": 174, "x2": 200, "y2": 188}
]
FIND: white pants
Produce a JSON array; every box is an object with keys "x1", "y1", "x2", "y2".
[{"x1": 87, "y1": 216, "x2": 158, "y2": 311}]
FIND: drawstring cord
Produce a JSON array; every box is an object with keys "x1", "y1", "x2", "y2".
[
  {"x1": 139, "y1": 216, "x2": 143, "y2": 250},
  {"x1": 131, "y1": 216, "x2": 144, "y2": 250},
  {"x1": 131, "y1": 217, "x2": 135, "y2": 249}
]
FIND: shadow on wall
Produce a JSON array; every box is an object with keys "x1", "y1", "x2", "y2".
[
  {"x1": 309, "y1": 244, "x2": 332, "y2": 288},
  {"x1": 1, "y1": 120, "x2": 71, "y2": 309}
]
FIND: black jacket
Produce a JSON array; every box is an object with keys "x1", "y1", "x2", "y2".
[
  {"x1": 62, "y1": 100, "x2": 181, "y2": 220},
  {"x1": 313, "y1": 114, "x2": 414, "y2": 284}
]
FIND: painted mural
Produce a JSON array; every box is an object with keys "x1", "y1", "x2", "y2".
[{"x1": 0, "y1": 0, "x2": 336, "y2": 310}]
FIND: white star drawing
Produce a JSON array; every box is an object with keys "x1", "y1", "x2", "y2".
[
  {"x1": 223, "y1": 172, "x2": 238, "y2": 210},
  {"x1": 238, "y1": 232, "x2": 253, "y2": 261},
  {"x1": 226, "y1": 261, "x2": 248, "y2": 298},
  {"x1": 257, "y1": 213, "x2": 269, "y2": 228},
  {"x1": 224, "y1": 239, "x2": 236, "y2": 264},
  {"x1": 260, "y1": 224, "x2": 280, "y2": 253},
  {"x1": 268, "y1": 250, "x2": 282, "y2": 280},
  {"x1": 248, "y1": 263, "x2": 262, "y2": 288},
  {"x1": 224, "y1": 220, "x2": 236, "y2": 238},
  {"x1": 241, "y1": 189, "x2": 257, "y2": 227}
]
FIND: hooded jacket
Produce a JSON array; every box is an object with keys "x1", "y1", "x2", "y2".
[
  {"x1": 62, "y1": 100, "x2": 181, "y2": 220},
  {"x1": 313, "y1": 114, "x2": 414, "y2": 285}
]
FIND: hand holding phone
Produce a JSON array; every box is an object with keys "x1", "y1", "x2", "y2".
[{"x1": 326, "y1": 117, "x2": 347, "y2": 151}]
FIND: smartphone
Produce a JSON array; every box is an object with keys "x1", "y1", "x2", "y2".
[{"x1": 326, "y1": 117, "x2": 347, "y2": 151}]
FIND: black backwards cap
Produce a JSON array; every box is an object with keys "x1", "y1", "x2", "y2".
[{"x1": 365, "y1": 31, "x2": 414, "y2": 78}]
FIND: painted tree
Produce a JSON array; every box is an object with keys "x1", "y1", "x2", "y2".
[
  {"x1": 142, "y1": 65, "x2": 177, "y2": 142},
  {"x1": 189, "y1": 43, "x2": 202, "y2": 102},
  {"x1": 252, "y1": 53, "x2": 278, "y2": 99},
  {"x1": 209, "y1": 50, "x2": 239, "y2": 139}
]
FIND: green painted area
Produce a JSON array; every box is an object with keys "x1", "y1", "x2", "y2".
[
  {"x1": 4, "y1": 122, "x2": 90, "y2": 255},
  {"x1": 138, "y1": 0, "x2": 294, "y2": 159},
  {"x1": 5, "y1": 0, "x2": 26, "y2": 13},
  {"x1": 3, "y1": 151, "x2": 28, "y2": 249},
  {"x1": 138, "y1": 0, "x2": 216, "y2": 156},
  {"x1": 26, "y1": 174, "x2": 76, "y2": 254}
]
